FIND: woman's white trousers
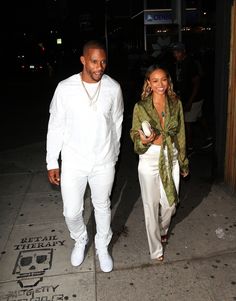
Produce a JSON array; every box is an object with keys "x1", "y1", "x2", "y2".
[{"x1": 138, "y1": 144, "x2": 180, "y2": 259}]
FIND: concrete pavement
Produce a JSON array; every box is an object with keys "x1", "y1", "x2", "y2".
[{"x1": 0, "y1": 122, "x2": 236, "y2": 301}]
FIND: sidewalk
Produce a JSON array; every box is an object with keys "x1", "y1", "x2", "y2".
[{"x1": 0, "y1": 125, "x2": 236, "y2": 301}]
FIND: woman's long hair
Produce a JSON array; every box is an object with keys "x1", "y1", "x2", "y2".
[{"x1": 141, "y1": 64, "x2": 177, "y2": 101}]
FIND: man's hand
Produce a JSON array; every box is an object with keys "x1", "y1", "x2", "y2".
[{"x1": 48, "y1": 169, "x2": 60, "y2": 186}]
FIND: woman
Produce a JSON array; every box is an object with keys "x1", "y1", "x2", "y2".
[{"x1": 130, "y1": 64, "x2": 189, "y2": 261}]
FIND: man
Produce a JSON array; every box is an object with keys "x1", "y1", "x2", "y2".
[
  {"x1": 172, "y1": 42, "x2": 205, "y2": 153},
  {"x1": 46, "y1": 40, "x2": 124, "y2": 272}
]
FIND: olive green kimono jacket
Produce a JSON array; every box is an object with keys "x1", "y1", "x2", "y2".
[{"x1": 130, "y1": 95, "x2": 189, "y2": 206}]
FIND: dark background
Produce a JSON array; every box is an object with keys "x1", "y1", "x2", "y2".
[{"x1": 0, "y1": 0, "x2": 216, "y2": 151}]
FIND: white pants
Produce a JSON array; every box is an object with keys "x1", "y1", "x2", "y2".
[
  {"x1": 61, "y1": 163, "x2": 115, "y2": 251},
  {"x1": 138, "y1": 144, "x2": 180, "y2": 259}
]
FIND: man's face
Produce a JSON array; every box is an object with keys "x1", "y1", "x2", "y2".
[
  {"x1": 173, "y1": 49, "x2": 185, "y2": 62},
  {"x1": 80, "y1": 48, "x2": 107, "y2": 82}
]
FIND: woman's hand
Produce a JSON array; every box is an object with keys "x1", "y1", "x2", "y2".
[
  {"x1": 181, "y1": 170, "x2": 189, "y2": 178},
  {"x1": 138, "y1": 129, "x2": 157, "y2": 145}
]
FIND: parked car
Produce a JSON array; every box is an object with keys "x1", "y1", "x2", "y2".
[
  {"x1": 16, "y1": 41, "x2": 48, "y2": 77},
  {"x1": 18, "y1": 58, "x2": 46, "y2": 74}
]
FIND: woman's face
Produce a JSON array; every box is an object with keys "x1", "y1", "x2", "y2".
[{"x1": 148, "y1": 69, "x2": 169, "y2": 96}]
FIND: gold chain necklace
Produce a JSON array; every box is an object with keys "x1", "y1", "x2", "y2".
[{"x1": 80, "y1": 73, "x2": 101, "y2": 106}]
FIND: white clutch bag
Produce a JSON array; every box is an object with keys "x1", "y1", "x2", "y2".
[{"x1": 141, "y1": 121, "x2": 152, "y2": 137}]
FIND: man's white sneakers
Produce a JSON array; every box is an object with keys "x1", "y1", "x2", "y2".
[
  {"x1": 97, "y1": 249, "x2": 113, "y2": 273},
  {"x1": 71, "y1": 243, "x2": 113, "y2": 272},
  {"x1": 71, "y1": 243, "x2": 86, "y2": 267}
]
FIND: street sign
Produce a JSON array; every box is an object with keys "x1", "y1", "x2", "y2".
[{"x1": 144, "y1": 9, "x2": 172, "y2": 25}]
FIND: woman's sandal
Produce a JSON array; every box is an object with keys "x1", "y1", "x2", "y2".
[
  {"x1": 161, "y1": 235, "x2": 168, "y2": 243},
  {"x1": 156, "y1": 255, "x2": 164, "y2": 262}
]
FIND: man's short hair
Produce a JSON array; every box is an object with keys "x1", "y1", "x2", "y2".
[{"x1": 83, "y1": 40, "x2": 106, "y2": 55}]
